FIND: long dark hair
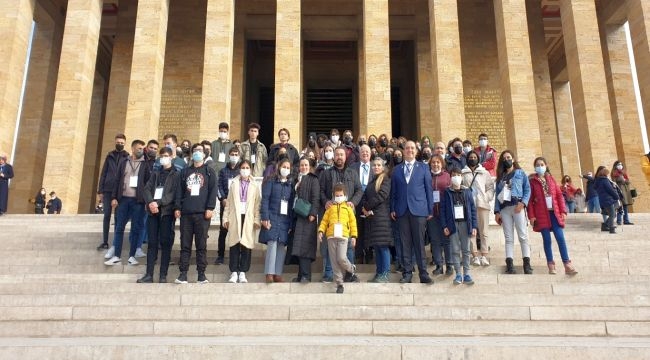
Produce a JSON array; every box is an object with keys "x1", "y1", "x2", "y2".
[{"x1": 496, "y1": 150, "x2": 521, "y2": 182}]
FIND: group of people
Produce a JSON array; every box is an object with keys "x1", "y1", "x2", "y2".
[
  {"x1": 34, "y1": 188, "x2": 62, "y2": 214},
  {"x1": 95, "y1": 122, "x2": 627, "y2": 293}
]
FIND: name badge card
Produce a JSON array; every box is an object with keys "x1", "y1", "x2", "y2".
[
  {"x1": 191, "y1": 184, "x2": 200, "y2": 196},
  {"x1": 503, "y1": 186, "x2": 512, "y2": 202},
  {"x1": 280, "y1": 200, "x2": 288, "y2": 215},
  {"x1": 433, "y1": 190, "x2": 440, "y2": 203},
  {"x1": 545, "y1": 196, "x2": 553, "y2": 209},
  {"x1": 129, "y1": 176, "x2": 138, "y2": 188},
  {"x1": 240, "y1": 201, "x2": 247, "y2": 214},
  {"x1": 251, "y1": 154, "x2": 256, "y2": 164},
  {"x1": 333, "y1": 223, "x2": 343, "y2": 238},
  {"x1": 154, "y1": 187, "x2": 164, "y2": 200},
  {"x1": 218, "y1": 153, "x2": 226, "y2": 162},
  {"x1": 454, "y1": 204, "x2": 464, "y2": 220}
]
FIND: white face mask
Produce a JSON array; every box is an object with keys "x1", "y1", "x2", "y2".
[
  {"x1": 240, "y1": 168, "x2": 251, "y2": 178},
  {"x1": 159, "y1": 157, "x2": 171, "y2": 167},
  {"x1": 324, "y1": 151, "x2": 334, "y2": 160},
  {"x1": 280, "y1": 168, "x2": 291, "y2": 177},
  {"x1": 451, "y1": 175, "x2": 463, "y2": 188},
  {"x1": 229, "y1": 156, "x2": 240, "y2": 164},
  {"x1": 616, "y1": 164, "x2": 623, "y2": 170},
  {"x1": 219, "y1": 131, "x2": 228, "y2": 140},
  {"x1": 334, "y1": 195, "x2": 347, "y2": 204},
  {"x1": 479, "y1": 139, "x2": 488, "y2": 148},
  {"x1": 463, "y1": 146, "x2": 472, "y2": 154},
  {"x1": 331, "y1": 135, "x2": 339, "y2": 144}
]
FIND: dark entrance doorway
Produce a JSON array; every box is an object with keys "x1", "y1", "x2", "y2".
[{"x1": 306, "y1": 88, "x2": 353, "y2": 136}]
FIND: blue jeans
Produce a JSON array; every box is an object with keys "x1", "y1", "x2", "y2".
[
  {"x1": 112, "y1": 197, "x2": 145, "y2": 258},
  {"x1": 321, "y1": 238, "x2": 354, "y2": 278},
  {"x1": 616, "y1": 204, "x2": 630, "y2": 224},
  {"x1": 587, "y1": 197, "x2": 600, "y2": 213},
  {"x1": 374, "y1": 245, "x2": 391, "y2": 275},
  {"x1": 539, "y1": 212, "x2": 570, "y2": 263},
  {"x1": 565, "y1": 200, "x2": 576, "y2": 214},
  {"x1": 427, "y1": 216, "x2": 450, "y2": 266}
]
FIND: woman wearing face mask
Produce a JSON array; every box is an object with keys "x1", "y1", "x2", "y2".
[
  {"x1": 34, "y1": 188, "x2": 46, "y2": 214},
  {"x1": 316, "y1": 144, "x2": 335, "y2": 177},
  {"x1": 494, "y1": 150, "x2": 532, "y2": 274},
  {"x1": 611, "y1": 161, "x2": 634, "y2": 225},
  {"x1": 595, "y1": 166, "x2": 620, "y2": 233},
  {"x1": 290, "y1": 157, "x2": 321, "y2": 282},
  {"x1": 361, "y1": 158, "x2": 392, "y2": 282},
  {"x1": 223, "y1": 160, "x2": 261, "y2": 284},
  {"x1": 427, "y1": 154, "x2": 453, "y2": 275},
  {"x1": 260, "y1": 158, "x2": 296, "y2": 283},
  {"x1": 527, "y1": 157, "x2": 577, "y2": 275},
  {"x1": 560, "y1": 175, "x2": 580, "y2": 214},
  {"x1": 390, "y1": 148, "x2": 404, "y2": 169},
  {"x1": 461, "y1": 151, "x2": 495, "y2": 267},
  {"x1": 446, "y1": 137, "x2": 467, "y2": 172}
]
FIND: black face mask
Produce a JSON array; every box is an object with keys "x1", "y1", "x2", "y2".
[
  {"x1": 380, "y1": 139, "x2": 388, "y2": 147},
  {"x1": 393, "y1": 156, "x2": 403, "y2": 164},
  {"x1": 204, "y1": 150, "x2": 211, "y2": 158},
  {"x1": 343, "y1": 137, "x2": 352, "y2": 145},
  {"x1": 115, "y1": 144, "x2": 125, "y2": 152},
  {"x1": 453, "y1": 146, "x2": 463, "y2": 155},
  {"x1": 368, "y1": 139, "x2": 376, "y2": 147},
  {"x1": 467, "y1": 158, "x2": 478, "y2": 167},
  {"x1": 503, "y1": 159, "x2": 513, "y2": 169},
  {"x1": 358, "y1": 140, "x2": 367, "y2": 146},
  {"x1": 308, "y1": 140, "x2": 316, "y2": 148},
  {"x1": 422, "y1": 153, "x2": 431, "y2": 161},
  {"x1": 181, "y1": 146, "x2": 190, "y2": 155},
  {"x1": 147, "y1": 150, "x2": 157, "y2": 159}
]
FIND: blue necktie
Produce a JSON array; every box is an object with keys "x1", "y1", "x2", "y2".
[{"x1": 405, "y1": 163, "x2": 413, "y2": 182}]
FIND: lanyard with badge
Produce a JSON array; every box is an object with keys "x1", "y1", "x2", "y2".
[
  {"x1": 454, "y1": 193, "x2": 465, "y2": 220},
  {"x1": 333, "y1": 204, "x2": 344, "y2": 238},
  {"x1": 128, "y1": 160, "x2": 141, "y2": 188},
  {"x1": 432, "y1": 175, "x2": 440, "y2": 204},
  {"x1": 279, "y1": 181, "x2": 289, "y2": 215},
  {"x1": 154, "y1": 172, "x2": 166, "y2": 200},
  {"x1": 240, "y1": 179, "x2": 249, "y2": 214}
]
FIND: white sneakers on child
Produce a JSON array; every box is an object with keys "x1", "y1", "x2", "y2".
[
  {"x1": 472, "y1": 256, "x2": 481, "y2": 266},
  {"x1": 228, "y1": 272, "x2": 238, "y2": 283},
  {"x1": 238, "y1": 272, "x2": 248, "y2": 283},
  {"x1": 479, "y1": 256, "x2": 490, "y2": 266}
]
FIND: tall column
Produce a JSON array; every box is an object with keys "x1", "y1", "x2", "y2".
[
  {"x1": 229, "y1": 13, "x2": 246, "y2": 139},
  {"x1": 428, "y1": 0, "x2": 464, "y2": 142},
  {"x1": 494, "y1": 0, "x2": 542, "y2": 167},
  {"x1": 9, "y1": 2, "x2": 63, "y2": 213},
  {"x1": 552, "y1": 82, "x2": 581, "y2": 177},
  {"x1": 42, "y1": 0, "x2": 103, "y2": 214},
  {"x1": 99, "y1": 0, "x2": 137, "y2": 162},
  {"x1": 628, "y1": 0, "x2": 650, "y2": 134},
  {"x1": 359, "y1": 0, "x2": 392, "y2": 139},
  {"x1": 600, "y1": 21, "x2": 650, "y2": 211},
  {"x1": 0, "y1": 0, "x2": 35, "y2": 157},
  {"x1": 560, "y1": 0, "x2": 616, "y2": 171},
  {"x1": 124, "y1": 0, "x2": 170, "y2": 141},
  {"x1": 526, "y1": 0, "x2": 562, "y2": 170},
  {"x1": 274, "y1": 0, "x2": 303, "y2": 146},
  {"x1": 200, "y1": 0, "x2": 235, "y2": 141},
  {"x1": 415, "y1": 4, "x2": 434, "y2": 139}
]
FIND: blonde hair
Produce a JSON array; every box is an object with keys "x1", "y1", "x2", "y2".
[{"x1": 373, "y1": 158, "x2": 387, "y2": 191}]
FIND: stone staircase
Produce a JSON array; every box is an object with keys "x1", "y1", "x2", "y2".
[{"x1": 0, "y1": 213, "x2": 649, "y2": 359}]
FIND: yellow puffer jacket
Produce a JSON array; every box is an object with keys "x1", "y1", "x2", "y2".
[{"x1": 318, "y1": 202, "x2": 358, "y2": 239}]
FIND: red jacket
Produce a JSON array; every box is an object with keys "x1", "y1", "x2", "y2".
[
  {"x1": 527, "y1": 173, "x2": 567, "y2": 232},
  {"x1": 474, "y1": 145, "x2": 498, "y2": 177}
]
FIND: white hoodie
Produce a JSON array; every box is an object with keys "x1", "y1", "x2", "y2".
[{"x1": 461, "y1": 164, "x2": 495, "y2": 210}]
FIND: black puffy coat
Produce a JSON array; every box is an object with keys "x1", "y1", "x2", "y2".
[
  {"x1": 291, "y1": 173, "x2": 320, "y2": 259},
  {"x1": 362, "y1": 175, "x2": 393, "y2": 248}
]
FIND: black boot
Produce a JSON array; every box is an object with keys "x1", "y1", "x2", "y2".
[
  {"x1": 601, "y1": 223, "x2": 609, "y2": 232},
  {"x1": 523, "y1": 257, "x2": 533, "y2": 274},
  {"x1": 505, "y1": 258, "x2": 516, "y2": 274},
  {"x1": 609, "y1": 226, "x2": 617, "y2": 234}
]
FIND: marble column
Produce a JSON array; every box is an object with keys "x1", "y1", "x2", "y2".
[
  {"x1": 526, "y1": 0, "x2": 562, "y2": 171},
  {"x1": 200, "y1": 0, "x2": 235, "y2": 141},
  {"x1": 415, "y1": 4, "x2": 434, "y2": 140},
  {"x1": 600, "y1": 21, "x2": 650, "y2": 211},
  {"x1": 0, "y1": 0, "x2": 35, "y2": 158},
  {"x1": 628, "y1": 0, "x2": 650, "y2": 134},
  {"x1": 274, "y1": 0, "x2": 303, "y2": 146},
  {"x1": 359, "y1": 0, "x2": 392, "y2": 139},
  {"x1": 124, "y1": 0, "x2": 170, "y2": 141},
  {"x1": 229, "y1": 13, "x2": 245, "y2": 139},
  {"x1": 494, "y1": 0, "x2": 542, "y2": 167},
  {"x1": 560, "y1": 0, "x2": 616, "y2": 171},
  {"x1": 42, "y1": 0, "x2": 103, "y2": 214},
  {"x1": 552, "y1": 81, "x2": 581, "y2": 177},
  {"x1": 428, "y1": 0, "x2": 465, "y2": 142}
]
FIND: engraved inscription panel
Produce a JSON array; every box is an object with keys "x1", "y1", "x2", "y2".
[
  {"x1": 464, "y1": 89, "x2": 506, "y2": 152},
  {"x1": 159, "y1": 87, "x2": 201, "y2": 140}
]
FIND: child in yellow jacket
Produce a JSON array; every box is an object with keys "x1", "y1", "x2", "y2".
[{"x1": 318, "y1": 184, "x2": 359, "y2": 293}]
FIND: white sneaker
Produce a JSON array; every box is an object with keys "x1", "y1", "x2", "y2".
[
  {"x1": 127, "y1": 256, "x2": 139, "y2": 265},
  {"x1": 472, "y1": 256, "x2": 481, "y2": 266},
  {"x1": 480, "y1": 256, "x2": 490, "y2": 266},
  {"x1": 228, "y1": 272, "x2": 238, "y2": 283},
  {"x1": 104, "y1": 256, "x2": 121, "y2": 266},
  {"x1": 134, "y1": 247, "x2": 146, "y2": 258},
  {"x1": 238, "y1": 272, "x2": 248, "y2": 283},
  {"x1": 104, "y1": 246, "x2": 115, "y2": 259}
]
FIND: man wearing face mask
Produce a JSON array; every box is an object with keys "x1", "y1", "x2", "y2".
[
  {"x1": 215, "y1": 147, "x2": 242, "y2": 264},
  {"x1": 162, "y1": 134, "x2": 187, "y2": 172},
  {"x1": 180, "y1": 140, "x2": 192, "y2": 164},
  {"x1": 200, "y1": 140, "x2": 214, "y2": 168},
  {"x1": 474, "y1": 133, "x2": 498, "y2": 177},
  {"x1": 211, "y1": 122, "x2": 233, "y2": 177},
  {"x1": 146, "y1": 140, "x2": 159, "y2": 164},
  {"x1": 104, "y1": 140, "x2": 152, "y2": 266},
  {"x1": 268, "y1": 128, "x2": 300, "y2": 168},
  {"x1": 446, "y1": 137, "x2": 467, "y2": 172},
  {"x1": 342, "y1": 129, "x2": 359, "y2": 166},
  {"x1": 240, "y1": 122, "x2": 268, "y2": 177},
  {"x1": 46, "y1": 191, "x2": 62, "y2": 214},
  {"x1": 96, "y1": 134, "x2": 129, "y2": 251}
]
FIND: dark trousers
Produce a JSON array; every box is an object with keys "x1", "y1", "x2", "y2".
[
  {"x1": 297, "y1": 257, "x2": 312, "y2": 280},
  {"x1": 229, "y1": 243, "x2": 252, "y2": 273},
  {"x1": 102, "y1": 192, "x2": 113, "y2": 244},
  {"x1": 355, "y1": 215, "x2": 366, "y2": 259},
  {"x1": 217, "y1": 204, "x2": 227, "y2": 258},
  {"x1": 146, "y1": 214, "x2": 174, "y2": 277},
  {"x1": 179, "y1": 213, "x2": 209, "y2": 273},
  {"x1": 398, "y1": 211, "x2": 429, "y2": 277}
]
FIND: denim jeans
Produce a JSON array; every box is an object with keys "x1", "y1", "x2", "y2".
[
  {"x1": 449, "y1": 220, "x2": 471, "y2": 275},
  {"x1": 374, "y1": 245, "x2": 391, "y2": 275},
  {"x1": 565, "y1": 200, "x2": 576, "y2": 214},
  {"x1": 264, "y1": 240, "x2": 286, "y2": 275},
  {"x1": 427, "y1": 216, "x2": 450, "y2": 266},
  {"x1": 616, "y1": 204, "x2": 631, "y2": 224},
  {"x1": 539, "y1": 211, "x2": 570, "y2": 263},
  {"x1": 587, "y1": 197, "x2": 600, "y2": 213},
  {"x1": 500, "y1": 205, "x2": 530, "y2": 259},
  {"x1": 112, "y1": 197, "x2": 145, "y2": 258}
]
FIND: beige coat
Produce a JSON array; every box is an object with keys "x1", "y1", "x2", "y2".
[
  {"x1": 461, "y1": 165, "x2": 495, "y2": 210},
  {"x1": 223, "y1": 176, "x2": 262, "y2": 249}
]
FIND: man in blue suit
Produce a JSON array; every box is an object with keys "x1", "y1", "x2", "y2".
[{"x1": 390, "y1": 141, "x2": 434, "y2": 284}]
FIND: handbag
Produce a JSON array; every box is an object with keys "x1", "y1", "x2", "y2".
[
  {"x1": 293, "y1": 198, "x2": 312, "y2": 218},
  {"x1": 631, "y1": 188, "x2": 638, "y2": 198}
]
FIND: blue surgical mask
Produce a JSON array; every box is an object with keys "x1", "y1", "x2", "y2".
[
  {"x1": 192, "y1": 151, "x2": 204, "y2": 162},
  {"x1": 535, "y1": 166, "x2": 546, "y2": 176}
]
